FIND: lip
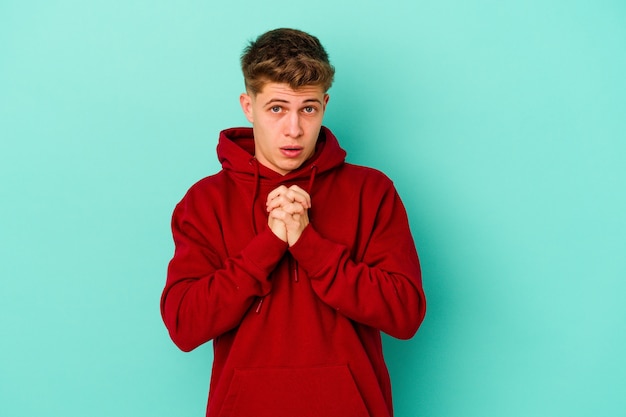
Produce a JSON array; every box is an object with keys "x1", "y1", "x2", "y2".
[{"x1": 280, "y1": 146, "x2": 304, "y2": 158}]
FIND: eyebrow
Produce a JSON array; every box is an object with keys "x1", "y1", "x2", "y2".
[{"x1": 264, "y1": 98, "x2": 323, "y2": 106}]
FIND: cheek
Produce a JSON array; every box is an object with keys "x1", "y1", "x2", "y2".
[{"x1": 258, "y1": 113, "x2": 281, "y2": 129}]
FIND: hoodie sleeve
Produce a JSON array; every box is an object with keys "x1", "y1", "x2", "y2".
[
  {"x1": 288, "y1": 178, "x2": 426, "y2": 340},
  {"x1": 160, "y1": 191, "x2": 288, "y2": 352}
]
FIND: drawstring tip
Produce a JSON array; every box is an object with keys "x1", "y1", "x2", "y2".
[{"x1": 255, "y1": 298, "x2": 264, "y2": 313}]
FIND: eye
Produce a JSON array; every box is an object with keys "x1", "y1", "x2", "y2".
[
  {"x1": 270, "y1": 106, "x2": 282, "y2": 113},
  {"x1": 302, "y1": 106, "x2": 316, "y2": 114}
]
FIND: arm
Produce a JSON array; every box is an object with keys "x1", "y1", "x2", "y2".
[
  {"x1": 160, "y1": 194, "x2": 288, "y2": 352},
  {"x1": 289, "y1": 183, "x2": 425, "y2": 340}
]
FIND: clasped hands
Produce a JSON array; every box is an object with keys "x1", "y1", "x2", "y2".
[{"x1": 266, "y1": 185, "x2": 310, "y2": 247}]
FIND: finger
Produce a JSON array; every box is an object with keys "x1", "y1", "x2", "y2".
[
  {"x1": 286, "y1": 185, "x2": 311, "y2": 208},
  {"x1": 266, "y1": 185, "x2": 294, "y2": 211},
  {"x1": 281, "y1": 202, "x2": 306, "y2": 215},
  {"x1": 266, "y1": 194, "x2": 296, "y2": 211},
  {"x1": 269, "y1": 208, "x2": 302, "y2": 227},
  {"x1": 266, "y1": 185, "x2": 290, "y2": 203},
  {"x1": 268, "y1": 208, "x2": 288, "y2": 221}
]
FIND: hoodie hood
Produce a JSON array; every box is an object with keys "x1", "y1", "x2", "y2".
[{"x1": 216, "y1": 126, "x2": 347, "y2": 186}]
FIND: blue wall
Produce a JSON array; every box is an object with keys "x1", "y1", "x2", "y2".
[{"x1": 1, "y1": 1, "x2": 625, "y2": 416}]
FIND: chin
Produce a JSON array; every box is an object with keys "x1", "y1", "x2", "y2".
[{"x1": 281, "y1": 162, "x2": 304, "y2": 174}]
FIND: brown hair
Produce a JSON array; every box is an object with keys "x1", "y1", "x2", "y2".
[{"x1": 241, "y1": 28, "x2": 335, "y2": 95}]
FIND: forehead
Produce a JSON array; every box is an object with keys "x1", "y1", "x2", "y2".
[{"x1": 256, "y1": 83, "x2": 326, "y2": 100}]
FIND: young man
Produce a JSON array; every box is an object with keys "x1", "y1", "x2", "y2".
[{"x1": 161, "y1": 28, "x2": 426, "y2": 417}]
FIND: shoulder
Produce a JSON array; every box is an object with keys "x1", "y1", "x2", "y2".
[
  {"x1": 174, "y1": 171, "x2": 230, "y2": 212},
  {"x1": 184, "y1": 171, "x2": 228, "y2": 196},
  {"x1": 326, "y1": 163, "x2": 398, "y2": 204},
  {"x1": 339, "y1": 163, "x2": 395, "y2": 188}
]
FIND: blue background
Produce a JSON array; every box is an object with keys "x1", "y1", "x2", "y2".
[{"x1": 1, "y1": 1, "x2": 625, "y2": 416}]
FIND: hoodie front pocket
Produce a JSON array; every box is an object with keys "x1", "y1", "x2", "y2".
[{"x1": 218, "y1": 365, "x2": 371, "y2": 417}]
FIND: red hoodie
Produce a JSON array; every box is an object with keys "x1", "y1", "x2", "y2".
[{"x1": 161, "y1": 126, "x2": 426, "y2": 417}]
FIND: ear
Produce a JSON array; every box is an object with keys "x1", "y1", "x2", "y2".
[
  {"x1": 323, "y1": 94, "x2": 330, "y2": 111},
  {"x1": 240, "y1": 93, "x2": 254, "y2": 123}
]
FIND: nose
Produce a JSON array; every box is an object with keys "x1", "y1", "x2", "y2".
[{"x1": 284, "y1": 111, "x2": 303, "y2": 138}]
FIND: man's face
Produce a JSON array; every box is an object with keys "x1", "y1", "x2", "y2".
[{"x1": 240, "y1": 82, "x2": 329, "y2": 175}]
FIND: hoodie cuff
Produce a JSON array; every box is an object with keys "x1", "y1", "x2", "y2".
[
  {"x1": 289, "y1": 225, "x2": 343, "y2": 278},
  {"x1": 241, "y1": 227, "x2": 289, "y2": 282}
]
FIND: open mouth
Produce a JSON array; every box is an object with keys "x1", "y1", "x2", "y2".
[{"x1": 280, "y1": 146, "x2": 303, "y2": 157}]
